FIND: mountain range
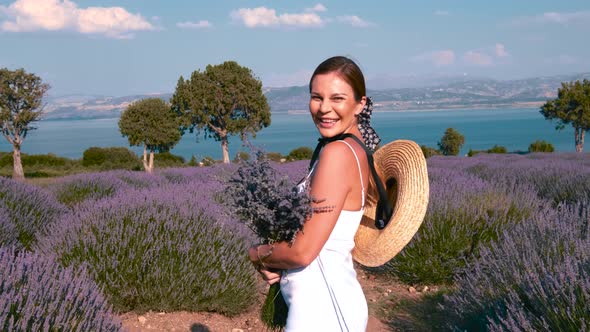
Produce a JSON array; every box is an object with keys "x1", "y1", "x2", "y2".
[{"x1": 42, "y1": 72, "x2": 590, "y2": 120}]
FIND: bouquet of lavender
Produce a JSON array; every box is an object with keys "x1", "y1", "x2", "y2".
[{"x1": 224, "y1": 151, "x2": 331, "y2": 330}]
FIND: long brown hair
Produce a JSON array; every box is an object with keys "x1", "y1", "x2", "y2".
[{"x1": 309, "y1": 56, "x2": 384, "y2": 206}]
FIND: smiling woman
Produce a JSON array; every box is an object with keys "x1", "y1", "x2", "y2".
[{"x1": 247, "y1": 56, "x2": 378, "y2": 332}]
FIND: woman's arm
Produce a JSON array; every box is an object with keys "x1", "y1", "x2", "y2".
[{"x1": 248, "y1": 142, "x2": 358, "y2": 270}]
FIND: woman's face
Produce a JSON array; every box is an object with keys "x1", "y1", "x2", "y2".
[{"x1": 309, "y1": 72, "x2": 366, "y2": 138}]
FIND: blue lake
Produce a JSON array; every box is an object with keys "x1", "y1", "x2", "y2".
[{"x1": 0, "y1": 108, "x2": 578, "y2": 160}]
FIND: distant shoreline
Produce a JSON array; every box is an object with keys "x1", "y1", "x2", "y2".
[
  {"x1": 41, "y1": 102, "x2": 545, "y2": 120},
  {"x1": 283, "y1": 102, "x2": 543, "y2": 115}
]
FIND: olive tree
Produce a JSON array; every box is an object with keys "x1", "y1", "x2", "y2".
[
  {"x1": 438, "y1": 127, "x2": 465, "y2": 156},
  {"x1": 118, "y1": 98, "x2": 181, "y2": 173},
  {"x1": 540, "y1": 79, "x2": 590, "y2": 152},
  {"x1": 0, "y1": 68, "x2": 50, "y2": 180},
  {"x1": 171, "y1": 61, "x2": 271, "y2": 163}
]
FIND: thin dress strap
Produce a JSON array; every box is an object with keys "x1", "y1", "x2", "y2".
[{"x1": 335, "y1": 140, "x2": 365, "y2": 208}]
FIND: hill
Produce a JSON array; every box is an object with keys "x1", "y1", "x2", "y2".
[{"x1": 42, "y1": 73, "x2": 590, "y2": 119}]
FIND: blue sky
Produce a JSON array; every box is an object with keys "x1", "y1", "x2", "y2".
[{"x1": 0, "y1": 0, "x2": 589, "y2": 96}]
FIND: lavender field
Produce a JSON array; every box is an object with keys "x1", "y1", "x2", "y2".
[{"x1": 1, "y1": 153, "x2": 589, "y2": 331}]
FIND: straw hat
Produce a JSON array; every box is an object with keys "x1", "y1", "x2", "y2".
[{"x1": 352, "y1": 140, "x2": 429, "y2": 267}]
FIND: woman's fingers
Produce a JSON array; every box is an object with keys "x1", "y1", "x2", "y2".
[{"x1": 260, "y1": 268, "x2": 281, "y2": 280}]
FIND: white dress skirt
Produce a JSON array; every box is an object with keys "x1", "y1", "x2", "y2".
[{"x1": 280, "y1": 140, "x2": 368, "y2": 332}]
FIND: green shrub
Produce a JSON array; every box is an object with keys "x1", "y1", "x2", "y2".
[
  {"x1": 0, "y1": 152, "x2": 12, "y2": 167},
  {"x1": 266, "y1": 152, "x2": 284, "y2": 162},
  {"x1": 0, "y1": 152, "x2": 69, "y2": 167},
  {"x1": 82, "y1": 147, "x2": 141, "y2": 170},
  {"x1": 82, "y1": 147, "x2": 106, "y2": 167},
  {"x1": 187, "y1": 155, "x2": 199, "y2": 166},
  {"x1": 201, "y1": 156, "x2": 216, "y2": 166},
  {"x1": 153, "y1": 151, "x2": 185, "y2": 168},
  {"x1": 287, "y1": 146, "x2": 313, "y2": 161},
  {"x1": 487, "y1": 145, "x2": 507, "y2": 154},
  {"x1": 467, "y1": 149, "x2": 483, "y2": 157},
  {"x1": 420, "y1": 145, "x2": 441, "y2": 158},
  {"x1": 529, "y1": 140, "x2": 555, "y2": 152},
  {"x1": 233, "y1": 151, "x2": 251, "y2": 163}
]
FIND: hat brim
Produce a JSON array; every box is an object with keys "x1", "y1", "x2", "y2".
[{"x1": 352, "y1": 140, "x2": 429, "y2": 267}]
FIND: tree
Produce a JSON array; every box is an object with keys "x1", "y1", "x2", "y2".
[
  {"x1": 438, "y1": 127, "x2": 465, "y2": 156},
  {"x1": 171, "y1": 61, "x2": 271, "y2": 164},
  {"x1": 0, "y1": 68, "x2": 50, "y2": 180},
  {"x1": 540, "y1": 79, "x2": 590, "y2": 152},
  {"x1": 118, "y1": 98, "x2": 181, "y2": 173}
]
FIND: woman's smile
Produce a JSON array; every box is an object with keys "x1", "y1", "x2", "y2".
[{"x1": 317, "y1": 117, "x2": 339, "y2": 128}]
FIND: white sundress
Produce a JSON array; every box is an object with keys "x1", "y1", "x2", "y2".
[{"x1": 280, "y1": 140, "x2": 368, "y2": 332}]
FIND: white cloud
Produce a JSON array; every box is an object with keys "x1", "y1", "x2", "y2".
[
  {"x1": 0, "y1": 0, "x2": 153, "y2": 38},
  {"x1": 306, "y1": 4, "x2": 327, "y2": 12},
  {"x1": 434, "y1": 10, "x2": 450, "y2": 16},
  {"x1": 463, "y1": 51, "x2": 493, "y2": 66},
  {"x1": 230, "y1": 6, "x2": 323, "y2": 28},
  {"x1": 412, "y1": 50, "x2": 455, "y2": 66},
  {"x1": 495, "y1": 43, "x2": 509, "y2": 57},
  {"x1": 177, "y1": 20, "x2": 211, "y2": 29},
  {"x1": 336, "y1": 15, "x2": 374, "y2": 28},
  {"x1": 513, "y1": 11, "x2": 590, "y2": 25}
]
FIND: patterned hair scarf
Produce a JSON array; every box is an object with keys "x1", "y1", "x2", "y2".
[{"x1": 358, "y1": 97, "x2": 381, "y2": 151}]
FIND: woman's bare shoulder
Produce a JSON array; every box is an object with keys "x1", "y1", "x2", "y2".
[{"x1": 314, "y1": 140, "x2": 361, "y2": 178}]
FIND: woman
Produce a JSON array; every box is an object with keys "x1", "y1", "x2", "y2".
[{"x1": 248, "y1": 56, "x2": 381, "y2": 331}]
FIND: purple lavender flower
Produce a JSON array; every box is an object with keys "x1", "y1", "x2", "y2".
[
  {"x1": 0, "y1": 204, "x2": 16, "y2": 248},
  {"x1": 0, "y1": 177, "x2": 67, "y2": 250},
  {"x1": 223, "y1": 151, "x2": 330, "y2": 245},
  {"x1": 444, "y1": 201, "x2": 590, "y2": 331},
  {"x1": 0, "y1": 246, "x2": 122, "y2": 331}
]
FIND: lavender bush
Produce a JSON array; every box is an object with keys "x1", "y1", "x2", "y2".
[
  {"x1": 443, "y1": 202, "x2": 590, "y2": 331},
  {"x1": 462, "y1": 153, "x2": 590, "y2": 206},
  {"x1": 113, "y1": 170, "x2": 167, "y2": 189},
  {"x1": 0, "y1": 204, "x2": 16, "y2": 247},
  {"x1": 50, "y1": 172, "x2": 129, "y2": 207},
  {"x1": 158, "y1": 164, "x2": 237, "y2": 186},
  {"x1": 0, "y1": 177, "x2": 66, "y2": 250},
  {"x1": 0, "y1": 247, "x2": 122, "y2": 331},
  {"x1": 384, "y1": 167, "x2": 542, "y2": 285},
  {"x1": 36, "y1": 184, "x2": 256, "y2": 315}
]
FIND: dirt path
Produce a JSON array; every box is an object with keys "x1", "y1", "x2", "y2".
[{"x1": 120, "y1": 268, "x2": 424, "y2": 332}]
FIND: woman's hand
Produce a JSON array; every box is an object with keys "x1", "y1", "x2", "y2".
[
  {"x1": 249, "y1": 246, "x2": 282, "y2": 285},
  {"x1": 258, "y1": 266, "x2": 282, "y2": 285}
]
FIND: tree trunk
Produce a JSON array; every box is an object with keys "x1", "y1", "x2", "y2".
[
  {"x1": 12, "y1": 146, "x2": 25, "y2": 181},
  {"x1": 221, "y1": 135, "x2": 230, "y2": 164},
  {"x1": 148, "y1": 151, "x2": 154, "y2": 173},
  {"x1": 575, "y1": 127, "x2": 584, "y2": 153},
  {"x1": 142, "y1": 144, "x2": 152, "y2": 173}
]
